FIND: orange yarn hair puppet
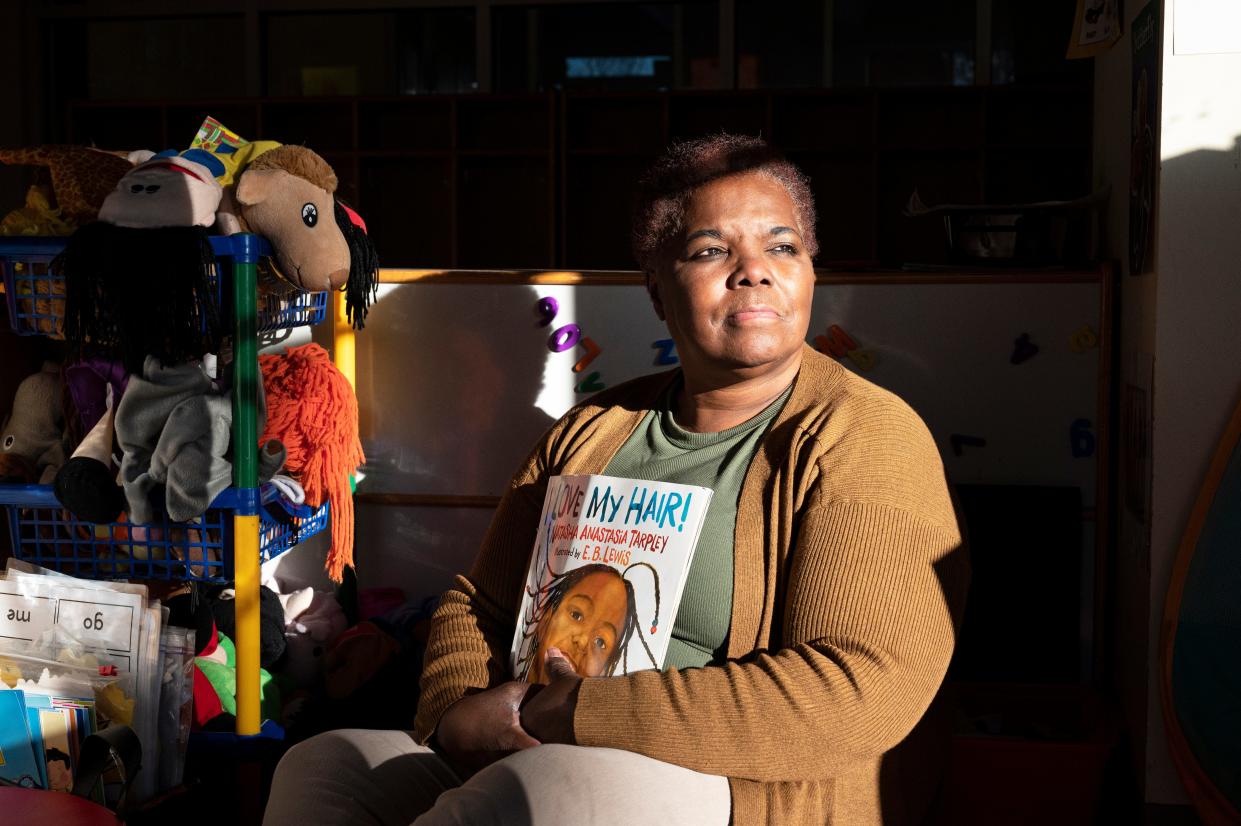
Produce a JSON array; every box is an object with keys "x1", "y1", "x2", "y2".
[{"x1": 259, "y1": 343, "x2": 363, "y2": 581}]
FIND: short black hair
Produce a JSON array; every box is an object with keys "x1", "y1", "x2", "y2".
[{"x1": 632, "y1": 133, "x2": 818, "y2": 273}]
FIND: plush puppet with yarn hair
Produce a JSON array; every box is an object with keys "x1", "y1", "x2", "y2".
[
  {"x1": 259, "y1": 343, "x2": 364, "y2": 582},
  {"x1": 213, "y1": 143, "x2": 378, "y2": 328},
  {"x1": 55, "y1": 151, "x2": 226, "y2": 373}
]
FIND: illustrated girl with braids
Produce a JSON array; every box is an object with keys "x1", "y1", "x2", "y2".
[{"x1": 516, "y1": 558, "x2": 663, "y2": 684}]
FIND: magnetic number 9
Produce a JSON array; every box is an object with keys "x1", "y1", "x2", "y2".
[
  {"x1": 548, "y1": 324, "x2": 581, "y2": 353},
  {"x1": 536, "y1": 297, "x2": 559, "y2": 327}
]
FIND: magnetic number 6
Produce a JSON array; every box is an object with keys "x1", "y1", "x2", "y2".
[{"x1": 1070, "y1": 418, "x2": 1095, "y2": 458}]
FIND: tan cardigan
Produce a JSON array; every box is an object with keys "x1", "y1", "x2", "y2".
[{"x1": 414, "y1": 346, "x2": 969, "y2": 824}]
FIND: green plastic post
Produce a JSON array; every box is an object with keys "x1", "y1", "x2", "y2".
[{"x1": 233, "y1": 258, "x2": 258, "y2": 489}]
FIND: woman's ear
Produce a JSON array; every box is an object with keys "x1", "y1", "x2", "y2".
[{"x1": 646, "y1": 271, "x2": 666, "y2": 321}]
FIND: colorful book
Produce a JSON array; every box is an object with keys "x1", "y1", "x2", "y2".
[
  {"x1": 24, "y1": 703, "x2": 47, "y2": 790},
  {"x1": 510, "y1": 474, "x2": 712, "y2": 684},
  {"x1": 0, "y1": 690, "x2": 44, "y2": 789},
  {"x1": 24, "y1": 694, "x2": 77, "y2": 793}
]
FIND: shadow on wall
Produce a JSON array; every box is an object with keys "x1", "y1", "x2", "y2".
[
  {"x1": 349, "y1": 282, "x2": 557, "y2": 599},
  {"x1": 355, "y1": 282, "x2": 556, "y2": 498}
]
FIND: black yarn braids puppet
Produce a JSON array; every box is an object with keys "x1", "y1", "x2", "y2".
[
  {"x1": 52, "y1": 149, "x2": 227, "y2": 525},
  {"x1": 334, "y1": 200, "x2": 379, "y2": 329},
  {"x1": 55, "y1": 151, "x2": 226, "y2": 374}
]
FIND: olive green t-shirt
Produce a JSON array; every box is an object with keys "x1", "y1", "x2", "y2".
[{"x1": 604, "y1": 376, "x2": 793, "y2": 670}]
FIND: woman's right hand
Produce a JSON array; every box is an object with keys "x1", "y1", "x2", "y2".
[{"x1": 434, "y1": 681, "x2": 541, "y2": 776}]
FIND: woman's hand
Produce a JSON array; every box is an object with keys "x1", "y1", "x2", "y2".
[
  {"x1": 435, "y1": 680, "x2": 541, "y2": 776},
  {"x1": 519, "y1": 647, "x2": 582, "y2": 745}
]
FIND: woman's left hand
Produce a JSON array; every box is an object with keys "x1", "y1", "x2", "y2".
[{"x1": 519, "y1": 647, "x2": 582, "y2": 744}]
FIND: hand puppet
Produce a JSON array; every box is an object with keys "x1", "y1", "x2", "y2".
[
  {"x1": 55, "y1": 151, "x2": 225, "y2": 373},
  {"x1": 192, "y1": 118, "x2": 377, "y2": 327},
  {"x1": 115, "y1": 356, "x2": 285, "y2": 525},
  {"x1": 259, "y1": 343, "x2": 363, "y2": 582},
  {"x1": 194, "y1": 631, "x2": 281, "y2": 729}
]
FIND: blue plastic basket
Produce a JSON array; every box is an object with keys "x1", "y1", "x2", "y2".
[
  {"x1": 0, "y1": 236, "x2": 327, "y2": 336},
  {"x1": 0, "y1": 484, "x2": 328, "y2": 583},
  {"x1": 0, "y1": 239, "x2": 61, "y2": 336}
]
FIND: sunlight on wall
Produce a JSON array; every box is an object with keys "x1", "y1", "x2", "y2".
[
  {"x1": 535, "y1": 286, "x2": 580, "y2": 420},
  {"x1": 1162, "y1": 20, "x2": 1241, "y2": 158}
]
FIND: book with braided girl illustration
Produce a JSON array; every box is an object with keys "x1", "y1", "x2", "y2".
[{"x1": 510, "y1": 474, "x2": 712, "y2": 684}]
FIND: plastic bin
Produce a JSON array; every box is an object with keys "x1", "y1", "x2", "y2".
[
  {"x1": 0, "y1": 483, "x2": 328, "y2": 583},
  {"x1": 0, "y1": 236, "x2": 328, "y2": 336}
]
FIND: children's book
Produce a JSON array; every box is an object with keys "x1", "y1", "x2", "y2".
[
  {"x1": 25, "y1": 702, "x2": 47, "y2": 790},
  {"x1": 30, "y1": 699, "x2": 75, "y2": 792},
  {"x1": 0, "y1": 690, "x2": 44, "y2": 789},
  {"x1": 509, "y1": 474, "x2": 712, "y2": 684}
]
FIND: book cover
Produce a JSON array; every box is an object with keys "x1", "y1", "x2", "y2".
[
  {"x1": 25, "y1": 694, "x2": 76, "y2": 793},
  {"x1": 25, "y1": 704, "x2": 47, "y2": 790},
  {"x1": 510, "y1": 474, "x2": 712, "y2": 684},
  {"x1": 0, "y1": 690, "x2": 44, "y2": 789}
]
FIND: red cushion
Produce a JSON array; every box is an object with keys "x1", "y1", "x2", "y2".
[{"x1": 0, "y1": 787, "x2": 119, "y2": 823}]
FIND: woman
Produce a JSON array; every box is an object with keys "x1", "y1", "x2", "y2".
[{"x1": 265, "y1": 134, "x2": 968, "y2": 826}]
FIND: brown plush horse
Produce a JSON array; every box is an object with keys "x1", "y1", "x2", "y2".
[{"x1": 215, "y1": 145, "x2": 377, "y2": 326}]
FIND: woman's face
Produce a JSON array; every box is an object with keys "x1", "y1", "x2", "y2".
[
  {"x1": 649, "y1": 171, "x2": 815, "y2": 385},
  {"x1": 531, "y1": 570, "x2": 629, "y2": 683}
]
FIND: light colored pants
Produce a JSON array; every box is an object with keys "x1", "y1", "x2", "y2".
[{"x1": 263, "y1": 729, "x2": 731, "y2": 826}]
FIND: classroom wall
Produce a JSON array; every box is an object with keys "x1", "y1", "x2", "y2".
[
  {"x1": 1146, "y1": 0, "x2": 1241, "y2": 806},
  {"x1": 1097, "y1": 0, "x2": 1241, "y2": 808}
]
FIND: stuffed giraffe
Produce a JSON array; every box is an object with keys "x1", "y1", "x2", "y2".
[{"x1": 0, "y1": 145, "x2": 133, "y2": 226}]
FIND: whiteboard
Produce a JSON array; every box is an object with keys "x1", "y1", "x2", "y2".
[
  {"x1": 351, "y1": 275, "x2": 1103, "y2": 595},
  {"x1": 356, "y1": 278, "x2": 1101, "y2": 497}
]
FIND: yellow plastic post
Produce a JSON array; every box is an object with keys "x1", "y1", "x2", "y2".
[
  {"x1": 233, "y1": 513, "x2": 262, "y2": 734},
  {"x1": 333, "y1": 290, "x2": 357, "y2": 390}
]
